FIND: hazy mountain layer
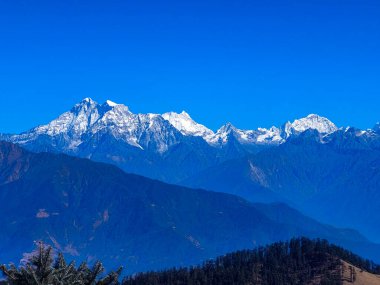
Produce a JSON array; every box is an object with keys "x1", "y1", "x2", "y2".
[
  {"x1": 184, "y1": 130, "x2": 380, "y2": 242},
  {"x1": 1, "y1": 142, "x2": 379, "y2": 273}
]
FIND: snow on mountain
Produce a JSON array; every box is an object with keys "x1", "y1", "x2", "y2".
[
  {"x1": 10, "y1": 98, "x2": 103, "y2": 149},
  {"x1": 283, "y1": 114, "x2": 338, "y2": 138},
  {"x1": 105, "y1": 100, "x2": 119, "y2": 107},
  {"x1": 208, "y1": 123, "x2": 239, "y2": 145},
  {"x1": 7, "y1": 99, "x2": 372, "y2": 185},
  {"x1": 206, "y1": 114, "x2": 339, "y2": 147},
  {"x1": 34, "y1": 97, "x2": 101, "y2": 136},
  {"x1": 256, "y1": 127, "x2": 284, "y2": 143},
  {"x1": 162, "y1": 111, "x2": 214, "y2": 141},
  {"x1": 209, "y1": 123, "x2": 284, "y2": 146},
  {"x1": 9, "y1": 98, "x2": 183, "y2": 153},
  {"x1": 5, "y1": 98, "x2": 344, "y2": 155}
]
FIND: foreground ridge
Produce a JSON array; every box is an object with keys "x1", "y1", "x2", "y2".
[
  {"x1": 123, "y1": 237, "x2": 380, "y2": 285},
  {"x1": 1, "y1": 237, "x2": 379, "y2": 285}
]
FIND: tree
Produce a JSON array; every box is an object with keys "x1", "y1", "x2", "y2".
[{"x1": 0, "y1": 242, "x2": 122, "y2": 285}]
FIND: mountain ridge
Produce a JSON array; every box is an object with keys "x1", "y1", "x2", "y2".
[
  {"x1": 1, "y1": 141, "x2": 380, "y2": 273},
  {"x1": 183, "y1": 131, "x2": 380, "y2": 242},
  {"x1": 4, "y1": 98, "x2": 378, "y2": 184},
  {"x1": 2, "y1": 99, "x2": 380, "y2": 245},
  {"x1": 3, "y1": 98, "x2": 347, "y2": 151}
]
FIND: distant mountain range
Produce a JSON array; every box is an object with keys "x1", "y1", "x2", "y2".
[
  {"x1": 2, "y1": 98, "x2": 380, "y2": 250},
  {"x1": 0, "y1": 98, "x2": 348, "y2": 183},
  {"x1": 0, "y1": 141, "x2": 379, "y2": 274}
]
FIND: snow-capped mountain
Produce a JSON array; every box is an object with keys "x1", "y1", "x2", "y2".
[
  {"x1": 283, "y1": 114, "x2": 338, "y2": 138},
  {"x1": 3, "y1": 97, "x2": 379, "y2": 183},
  {"x1": 6, "y1": 98, "x2": 340, "y2": 152},
  {"x1": 208, "y1": 123, "x2": 284, "y2": 146},
  {"x1": 10, "y1": 98, "x2": 183, "y2": 154},
  {"x1": 202, "y1": 114, "x2": 336, "y2": 148},
  {"x1": 162, "y1": 111, "x2": 214, "y2": 140},
  {"x1": 4, "y1": 98, "x2": 220, "y2": 182}
]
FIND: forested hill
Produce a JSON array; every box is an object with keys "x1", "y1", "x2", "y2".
[
  {"x1": 123, "y1": 237, "x2": 380, "y2": 285},
  {"x1": 1, "y1": 238, "x2": 379, "y2": 285}
]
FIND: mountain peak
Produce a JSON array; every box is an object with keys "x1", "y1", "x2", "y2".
[
  {"x1": 81, "y1": 97, "x2": 97, "y2": 105},
  {"x1": 73, "y1": 98, "x2": 99, "y2": 112},
  {"x1": 208, "y1": 123, "x2": 240, "y2": 145},
  {"x1": 180, "y1": 111, "x2": 191, "y2": 118},
  {"x1": 284, "y1": 114, "x2": 338, "y2": 137},
  {"x1": 162, "y1": 111, "x2": 214, "y2": 139},
  {"x1": 221, "y1": 122, "x2": 236, "y2": 131},
  {"x1": 214, "y1": 122, "x2": 238, "y2": 137}
]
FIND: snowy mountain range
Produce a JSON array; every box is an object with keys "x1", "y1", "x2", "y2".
[
  {"x1": 5, "y1": 98, "x2": 340, "y2": 149},
  {"x1": 2, "y1": 98, "x2": 380, "y2": 248},
  {"x1": 1, "y1": 98, "x2": 379, "y2": 183},
  {"x1": 161, "y1": 108, "x2": 339, "y2": 147},
  {"x1": 10, "y1": 98, "x2": 183, "y2": 153}
]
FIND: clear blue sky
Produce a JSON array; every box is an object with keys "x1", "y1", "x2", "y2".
[{"x1": 1, "y1": 0, "x2": 379, "y2": 133}]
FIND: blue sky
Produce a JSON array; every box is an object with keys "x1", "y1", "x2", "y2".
[{"x1": 0, "y1": 0, "x2": 379, "y2": 133}]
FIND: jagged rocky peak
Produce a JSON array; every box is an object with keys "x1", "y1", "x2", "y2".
[
  {"x1": 284, "y1": 114, "x2": 338, "y2": 137},
  {"x1": 31, "y1": 98, "x2": 99, "y2": 137},
  {"x1": 33, "y1": 98, "x2": 131, "y2": 137},
  {"x1": 213, "y1": 122, "x2": 238, "y2": 138},
  {"x1": 2, "y1": 99, "x2": 354, "y2": 156},
  {"x1": 71, "y1": 97, "x2": 100, "y2": 114},
  {"x1": 256, "y1": 126, "x2": 283, "y2": 144},
  {"x1": 210, "y1": 123, "x2": 253, "y2": 145},
  {"x1": 217, "y1": 122, "x2": 237, "y2": 133},
  {"x1": 212, "y1": 122, "x2": 285, "y2": 146},
  {"x1": 210, "y1": 114, "x2": 338, "y2": 147},
  {"x1": 70, "y1": 97, "x2": 97, "y2": 113},
  {"x1": 78, "y1": 97, "x2": 97, "y2": 106}
]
